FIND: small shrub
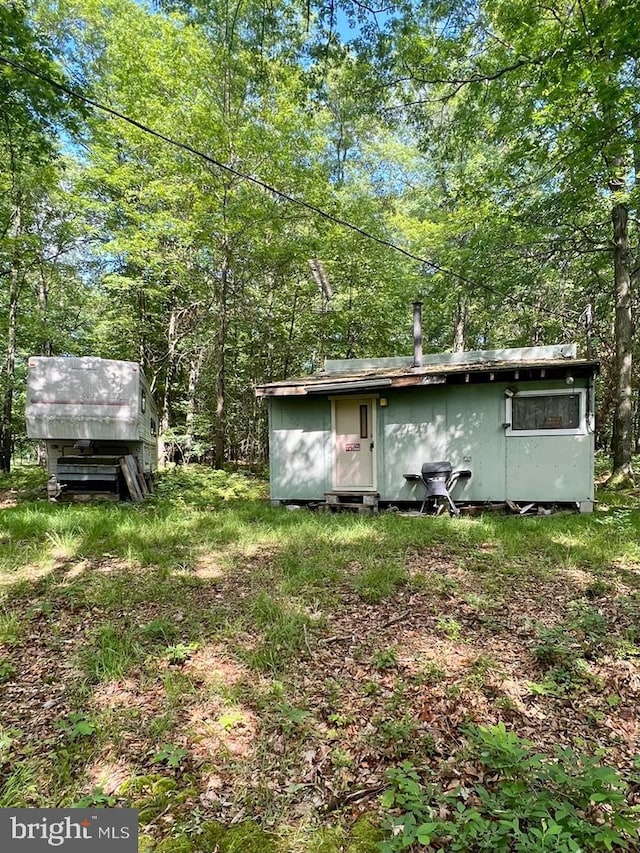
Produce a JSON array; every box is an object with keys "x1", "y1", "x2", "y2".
[
  {"x1": 372, "y1": 647, "x2": 398, "y2": 671},
  {"x1": 153, "y1": 744, "x2": 188, "y2": 769},
  {"x1": 56, "y1": 712, "x2": 97, "y2": 741},
  {"x1": 164, "y1": 642, "x2": 199, "y2": 665},
  {"x1": 436, "y1": 616, "x2": 463, "y2": 641},
  {"x1": 380, "y1": 724, "x2": 638, "y2": 853},
  {"x1": 532, "y1": 626, "x2": 577, "y2": 667},
  {"x1": 0, "y1": 657, "x2": 16, "y2": 684}
]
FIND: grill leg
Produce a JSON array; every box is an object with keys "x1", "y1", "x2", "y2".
[{"x1": 446, "y1": 493, "x2": 460, "y2": 516}]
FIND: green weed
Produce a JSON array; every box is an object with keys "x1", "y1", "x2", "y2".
[
  {"x1": 73, "y1": 788, "x2": 117, "y2": 808},
  {"x1": 380, "y1": 724, "x2": 638, "y2": 853},
  {"x1": 532, "y1": 625, "x2": 577, "y2": 667},
  {"x1": 243, "y1": 591, "x2": 314, "y2": 671},
  {"x1": 142, "y1": 617, "x2": 179, "y2": 644},
  {"x1": 81, "y1": 624, "x2": 145, "y2": 682},
  {"x1": 164, "y1": 642, "x2": 200, "y2": 665},
  {"x1": 436, "y1": 616, "x2": 463, "y2": 641},
  {"x1": 56, "y1": 712, "x2": 97, "y2": 740},
  {"x1": 0, "y1": 656, "x2": 15, "y2": 683},
  {"x1": 0, "y1": 764, "x2": 38, "y2": 808},
  {"x1": 0, "y1": 610, "x2": 22, "y2": 646},
  {"x1": 153, "y1": 744, "x2": 188, "y2": 769},
  {"x1": 371, "y1": 714, "x2": 424, "y2": 760},
  {"x1": 372, "y1": 647, "x2": 398, "y2": 671}
]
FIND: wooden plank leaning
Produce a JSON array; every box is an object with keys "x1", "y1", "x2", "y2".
[
  {"x1": 133, "y1": 455, "x2": 150, "y2": 496},
  {"x1": 126, "y1": 455, "x2": 147, "y2": 499},
  {"x1": 119, "y1": 456, "x2": 143, "y2": 502}
]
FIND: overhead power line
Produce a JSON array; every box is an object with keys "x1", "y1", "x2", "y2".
[{"x1": 0, "y1": 52, "x2": 581, "y2": 323}]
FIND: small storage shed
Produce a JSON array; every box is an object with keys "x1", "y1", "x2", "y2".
[{"x1": 255, "y1": 343, "x2": 599, "y2": 512}]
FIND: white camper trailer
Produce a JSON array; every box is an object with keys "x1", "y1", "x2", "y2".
[{"x1": 26, "y1": 356, "x2": 158, "y2": 499}]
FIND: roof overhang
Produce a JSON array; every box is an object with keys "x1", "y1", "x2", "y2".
[{"x1": 255, "y1": 358, "x2": 600, "y2": 398}]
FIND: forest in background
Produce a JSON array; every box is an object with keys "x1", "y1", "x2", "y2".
[{"x1": 1, "y1": 0, "x2": 639, "y2": 473}]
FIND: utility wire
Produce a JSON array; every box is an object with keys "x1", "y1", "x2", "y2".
[{"x1": 0, "y1": 52, "x2": 581, "y2": 322}]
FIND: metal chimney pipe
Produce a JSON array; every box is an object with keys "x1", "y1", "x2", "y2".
[{"x1": 413, "y1": 301, "x2": 423, "y2": 367}]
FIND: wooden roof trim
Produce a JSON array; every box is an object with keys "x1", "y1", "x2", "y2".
[{"x1": 255, "y1": 359, "x2": 599, "y2": 397}]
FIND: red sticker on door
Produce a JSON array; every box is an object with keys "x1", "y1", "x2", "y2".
[{"x1": 344, "y1": 443, "x2": 361, "y2": 451}]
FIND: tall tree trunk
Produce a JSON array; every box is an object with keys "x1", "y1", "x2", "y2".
[
  {"x1": 37, "y1": 263, "x2": 53, "y2": 356},
  {"x1": 610, "y1": 201, "x2": 634, "y2": 477},
  {"x1": 161, "y1": 301, "x2": 178, "y2": 437},
  {"x1": 0, "y1": 200, "x2": 22, "y2": 473},
  {"x1": 185, "y1": 347, "x2": 204, "y2": 459},
  {"x1": 214, "y1": 244, "x2": 230, "y2": 469}
]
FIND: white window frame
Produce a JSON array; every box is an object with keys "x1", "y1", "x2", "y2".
[{"x1": 505, "y1": 388, "x2": 587, "y2": 437}]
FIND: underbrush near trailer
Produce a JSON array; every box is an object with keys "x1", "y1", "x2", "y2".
[{"x1": 0, "y1": 465, "x2": 638, "y2": 851}]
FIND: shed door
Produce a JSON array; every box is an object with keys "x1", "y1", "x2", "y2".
[{"x1": 333, "y1": 398, "x2": 376, "y2": 490}]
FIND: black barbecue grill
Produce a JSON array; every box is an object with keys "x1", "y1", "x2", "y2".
[{"x1": 405, "y1": 460, "x2": 472, "y2": 515}]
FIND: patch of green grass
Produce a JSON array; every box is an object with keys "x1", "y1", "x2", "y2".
[
  {"x1": 0, "y1": 763, "x2": 38, "y2": 807},
  {"x1": 354, "y1": 561, "x2": 407, "y2": 602},
  {"x1": 1, "y1": 465, "x2": 639, "y2": 847},
  {"x1": 142, "y1": 617, "x2": 180, "y2": 644},
  {"x1": 81, "y1": 624, "x2": 146, "y2": 682},
  {"x1": 0, "y1": 609, "x2": 22, "y2": 646},
  {"x1": 243, "y1": 591, "x2": 315, "y2": 672}
]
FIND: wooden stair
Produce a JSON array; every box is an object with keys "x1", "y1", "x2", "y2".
[{"x1": 321, "y1": 491, "x2": 379, "y2": 515}]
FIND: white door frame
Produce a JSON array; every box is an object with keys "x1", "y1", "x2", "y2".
[{"x1": 330, "y1": 396, "x2": 378, "y2": 491}]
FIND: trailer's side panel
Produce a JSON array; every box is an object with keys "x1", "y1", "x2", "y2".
[
  {"x1": 26, "y1": 356, "x2": 159, "y2": 494},
  {"x1": 136, "y1": 368, "x2": 159, "y2": 472},
  {"x1": 26, "y1": 357, "x2": 141, "y2": 441}
]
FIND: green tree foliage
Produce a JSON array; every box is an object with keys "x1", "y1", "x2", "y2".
[
  {"x1": 36, "y1": 0, "x2": 423, "y2": 465},
  {"x1": 0, "y1": 1, "x2": 86, "y2": 470},
  {"x1": 357, "y1": 0, "x2": 640, "y2": 466},
  {"x1": 4, "y1": 0, "x2": 638, "y2": 468}
]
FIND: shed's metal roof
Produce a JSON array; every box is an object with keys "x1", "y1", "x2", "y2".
[{"x1": 255, "y1": 346, "x2": 599, "y2": 397}]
